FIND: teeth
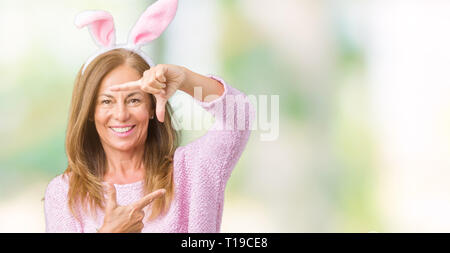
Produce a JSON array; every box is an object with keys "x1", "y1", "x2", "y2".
[{"x1": 111, "y1": 126, "x2": 132, "y2": 133}]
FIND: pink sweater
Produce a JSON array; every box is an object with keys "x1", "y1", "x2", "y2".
[{"x1": 44, "y1": 76, "x2": 255, "y2": 233}]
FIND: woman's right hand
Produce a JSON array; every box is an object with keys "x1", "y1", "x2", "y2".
[{"x1": 98, "y1": 183, "x2": 166, "y2": 233}]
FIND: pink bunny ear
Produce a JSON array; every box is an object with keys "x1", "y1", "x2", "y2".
[
  {"x1": 128, "y1": 0, "x2": 178, "y2": 48},
  {"x1": 75, "y1": 10, "x2": 116, "y2": 48}
]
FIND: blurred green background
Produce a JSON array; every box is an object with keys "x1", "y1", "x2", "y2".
[{"x1": 2, "y1": 0, "x2": 450, "y2": 232}]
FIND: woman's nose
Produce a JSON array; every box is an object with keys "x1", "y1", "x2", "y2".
[{"x1": 113, "y1": 103, "x2": 130, "y2": 122}]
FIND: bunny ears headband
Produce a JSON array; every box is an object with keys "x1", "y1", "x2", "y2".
[{"x1": 75, "y1": 0, "x2": 178, "y2": 75}]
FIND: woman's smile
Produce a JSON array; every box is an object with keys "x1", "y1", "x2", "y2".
[{"x1": 109, "y1": 124, "x2": 136, "y2": 137}]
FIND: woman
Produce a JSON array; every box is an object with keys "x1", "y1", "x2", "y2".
[{"x1": 44, "y1": 48, "x2": 255, "y2": 232}]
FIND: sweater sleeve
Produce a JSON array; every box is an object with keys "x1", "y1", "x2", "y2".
[
  {"x1": 44, "y1": 174, "x2": 83, "y2": 232},
  {"x1": 175, "y1": 75, "x2": 255, "y2": 232}
]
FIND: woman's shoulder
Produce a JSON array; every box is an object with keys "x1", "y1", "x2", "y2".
[
  {"x1": 45, "y1": 173, "x2": 71, "y2": 197},
  {"x1": 172, "y1": 145, "x2": 188, "y2": 179},
  {"x1": 173, "y1": 145, "x2": 186, "y2": 162}
]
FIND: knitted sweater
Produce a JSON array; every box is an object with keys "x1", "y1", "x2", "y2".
[{"x1": 44, "y1": 76, "x2": 255, "y2": 233}]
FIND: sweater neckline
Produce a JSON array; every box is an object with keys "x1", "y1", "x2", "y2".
[{"x1": 102, "y1": 180, "x2": 144, "y2": 190}]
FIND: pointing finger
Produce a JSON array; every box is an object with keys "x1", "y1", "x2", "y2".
[
  {"x1": 131, "y1": 189, "x2": 166, "y2": 211},
  {"x1": 142, "y1": 85, "x2": 165, "y2": 95},
  {"x1": 109, "y1": 79, "x2": 142, "y2": 91}
]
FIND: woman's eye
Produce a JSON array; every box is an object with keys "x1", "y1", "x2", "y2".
[
  {"x1": 129, "y1": 98, "x2": 140, "y2": 104},
  {"x1": 101, "y1": 100, "x2": 111, "y2": 105}
]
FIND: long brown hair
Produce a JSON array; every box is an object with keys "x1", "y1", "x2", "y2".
[{"x1": 65, "y1": 48, "x2": 180, "y2": 222}]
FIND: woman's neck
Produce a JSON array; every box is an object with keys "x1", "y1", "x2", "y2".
[{"x1": 102, "y1": 145, "x2": 146, "y2": 184}]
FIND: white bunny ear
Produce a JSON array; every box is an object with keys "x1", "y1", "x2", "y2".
[
  {"x1": 75, "y1": 10, "x2": 116, "y2": 48},
  {"x1": 127, "y1": 0, "x2": 178, "y2": 48}
]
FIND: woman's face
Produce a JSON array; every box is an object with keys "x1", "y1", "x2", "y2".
[{"x1": 94, "y1": 64, "x2": 153, "y2": 152}]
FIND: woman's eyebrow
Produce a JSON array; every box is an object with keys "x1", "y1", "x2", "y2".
[
  {"x1": 98, "y1": 92, "x2": 143, "y2": 98},
  {"x1": 99, "y1": 93, "x2": 114, "y2": 99},
  {"x1": 126, "y1": 92, "x2": 143, "y2": 98}
]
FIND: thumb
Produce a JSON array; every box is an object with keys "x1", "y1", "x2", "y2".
[
  {"x1": 155, "y1": 95, "x2": 167, "y2": 123},
  {"x1": 105, "y1": 183, "x2": 117, "y2": 211}
]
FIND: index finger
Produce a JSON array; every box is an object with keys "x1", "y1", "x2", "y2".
[
  {"x1": 131, "y1": 189, "x2": 166, "y2": 211},
  {"x1": 109, "y1": 79, "x2": 142, "y2": 92}
]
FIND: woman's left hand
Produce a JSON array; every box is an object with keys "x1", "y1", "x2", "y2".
[{"x1": 109, "y1": 64, "x2": 186, "y2": 122}]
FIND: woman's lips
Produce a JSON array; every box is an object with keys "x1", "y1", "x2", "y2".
[{"x1": 109, "y1": 125, "x2": 136, "y2": 137}]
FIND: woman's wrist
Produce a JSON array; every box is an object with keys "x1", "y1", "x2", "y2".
[
  {"x1": 179, "y1": 66, "x2": 193, "y2": 94},
  {"x1": 179, "y1": 67, "x2": 224, "y2": 102}
]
